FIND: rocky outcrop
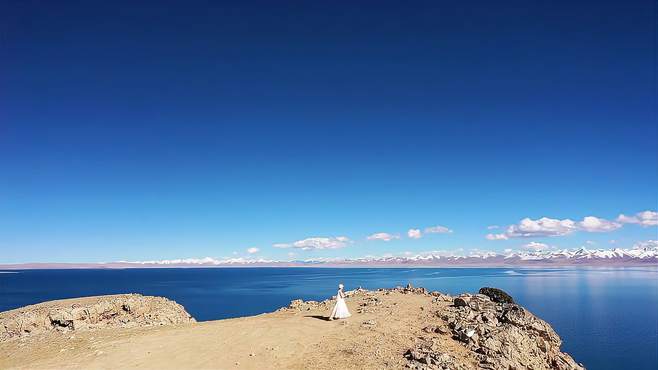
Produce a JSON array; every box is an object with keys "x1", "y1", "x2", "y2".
[
  {"x1": 281, "y1": 285, "x2": 582, "y2": 369},
  {"x1": 283, "y1": 287, "x2": 371, "y2": 312},
  {"x1": 406, "y1": 289, "x2": 584, "y2": 370},
  {"x1": 285, "y1": 299, "x2": 331, "y2": 311},
  {"x1": 0, "y1": 294, "x2": 195, "y2": 342}
]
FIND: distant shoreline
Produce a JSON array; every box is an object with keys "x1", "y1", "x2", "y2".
[{"x1": 2, "y1": 262, "x2": 657, "y2": 270}]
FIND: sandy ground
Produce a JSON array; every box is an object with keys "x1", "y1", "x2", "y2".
[{"x1": 0, "y1": 290, "x2": 475, "y2": 370}]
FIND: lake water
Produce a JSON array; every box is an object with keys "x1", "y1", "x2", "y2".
[{"x1": 1, "y1": 267, "x2": 657, "y2": 369}]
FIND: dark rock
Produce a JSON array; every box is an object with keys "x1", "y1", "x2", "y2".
[
  {"x1": 478, "y1": 287, "x2": 514, "y2": 304},
  {"x1": 453, "y1": 297, "x2": 470, "y2": 307}
]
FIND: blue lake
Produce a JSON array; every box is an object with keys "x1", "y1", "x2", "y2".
[{"x1": 1, "y1": 267, "x2": 657, "y2": 369}]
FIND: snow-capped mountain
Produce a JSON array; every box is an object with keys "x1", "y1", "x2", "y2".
[
  {"x1": 2, "y1": 243, "x2": 656, "y2": 269},
  {"x1": 327, "y1": 245, "x2": 658, "y2": 267}
]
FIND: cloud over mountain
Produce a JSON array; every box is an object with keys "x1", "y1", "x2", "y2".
[
  {"x1": 486, "y1": 217, "x2": 578, "y2": 240},
  {"x1": 577, "y1": 216, "x2": 622, "y2": 232},
  {"x1": 522, "y1": 242, "x2": 550, "y2": 251},
  {"x1": 424, "y1": 225, "x2": 453, "y2": 234},
  {"x1": 273, "y1": 236, "x2": 351, "y2": 250},
  {"x1": 633, "y1": 240, "x2": 658, "y2": 250},
  {"x1": 617, "y1": 211, "x2": 658, "y2": 227},
  {"x1": 407, "y1": 229, "x2": 422, "y2": 239},
  {"x1": 486, "y1": 211, "x2": 655, "y2": 240},
  {"x1": 367, "y1": 233, "x2": 400, "y2": 241}
]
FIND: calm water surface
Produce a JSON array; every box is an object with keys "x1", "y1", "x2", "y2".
[{"x1": 1, "y1": 267, "x2": 657, "y2": 370}]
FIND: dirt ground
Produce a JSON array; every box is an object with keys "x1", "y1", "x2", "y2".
[{"x1": 0, "y1": 290, "x2": 476, "y2": 369}]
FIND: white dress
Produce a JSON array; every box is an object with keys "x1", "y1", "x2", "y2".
[{"x1": 330, "y1": 289, "x2": 351, "y2": 319}]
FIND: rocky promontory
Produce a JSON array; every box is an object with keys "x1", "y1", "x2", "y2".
[
  {"x1": 0, "y1": 287, "x2": 583, "y2": 369},
  {"x1": 0, "y1": 294, "x2": 195, "y2": 342}
]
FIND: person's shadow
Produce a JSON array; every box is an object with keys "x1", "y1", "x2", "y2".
[{"x1": 304, "y1": 315, "x2": 330, "y2": 321}]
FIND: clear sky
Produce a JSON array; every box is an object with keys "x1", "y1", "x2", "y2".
[{"x1": 1, "y1": 0, "x2": 656, "y2": 263}]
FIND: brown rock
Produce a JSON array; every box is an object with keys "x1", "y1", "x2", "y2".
[{"x1": 0, "y1": 294, "x2": 195, "y2": 341}]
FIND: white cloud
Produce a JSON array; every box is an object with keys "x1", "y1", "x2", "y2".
[
  {"x1": 503, "y1": 248, "x2": 513, "y2": 253},
  {"x1": 633, "y1": 240, "x2": 658, "y2": 250},
  {"x1": 487, "y1": 225, "x2": 500, "y2": 230},
  {"x1": 507, "y1": 217, "x2": 578, "y2": 238},
  {"x1": 287, "y1": 252, "x2": 297, "y2": 258},
  {"x1": 585, "y1": 240, "x2": 596, "y2": 245},
  {"x1": 424, "y1": 225, "x2": 453, "y2": 234},
  {"x1": 487, "y1": 217, "x2": 579, "y2": 239},
  {"x1": 246, "y1": 247, "x2": 260, "y2": 254},
  {"x1": 522, "y1": 241, "x2": 549, "y2": 251},
  {"x1": 578, "y1": 216, "x2": 621, "y2": 232},
  {"x1": 617, "y1": 210, "x2": 658, "y2": 227},
  {"x1": 367, "y1": 232, "x2": 400, "y2": 242},
  {"x1": 273, "y1": 236, "x2": 351, "y2": 251},
  {"x1": 487, "y1": 214, "x2": 631, "y2": 240},
  {"x1": 486, "y1": 233, "x2": 509, "y2": 240},
  {"x1": 407, "y1": 228, "x2": 422, "y2": 239}
]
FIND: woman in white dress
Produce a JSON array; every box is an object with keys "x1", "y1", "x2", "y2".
[{"x1": 329, "y1": 283, "x2": 351, "y2": 320}]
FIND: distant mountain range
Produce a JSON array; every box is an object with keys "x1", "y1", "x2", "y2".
[
  {"x1": 333, "y1": 246, "x2": 658, "y2": 267},
  {"x1": 2, "y1": 243, "x2": 657, "y2": 269}
]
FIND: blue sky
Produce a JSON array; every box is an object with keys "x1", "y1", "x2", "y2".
[{"x1": 1, "y1": 0, "x2": 656, "y2": 263}]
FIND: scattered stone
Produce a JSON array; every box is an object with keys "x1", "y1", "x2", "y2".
[
  {"x1": 285, "y1": 299, "x2": 330, "y2": 312},
  {"x1": 404, "y1": 348, "x2": 470, "y2": 370}
]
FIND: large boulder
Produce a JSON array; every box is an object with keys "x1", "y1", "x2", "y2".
[{"x1": 478, "y1": 287, "x2": 514, "y2": 304}]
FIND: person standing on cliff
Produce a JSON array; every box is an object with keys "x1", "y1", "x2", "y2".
[{"x1": 328, "y1": 283, "x2": 351, "y2": 320}]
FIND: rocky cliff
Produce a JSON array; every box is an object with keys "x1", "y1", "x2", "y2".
[
  {"x1": 405, "y1": 287, "x2": 583, "y2": 370},
  {"x1": 0, "y1": 294, "x2": 195, "y2": 342},
  {"x1": 285, "y1": 285, "x2": 584, "y2": 370}
]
